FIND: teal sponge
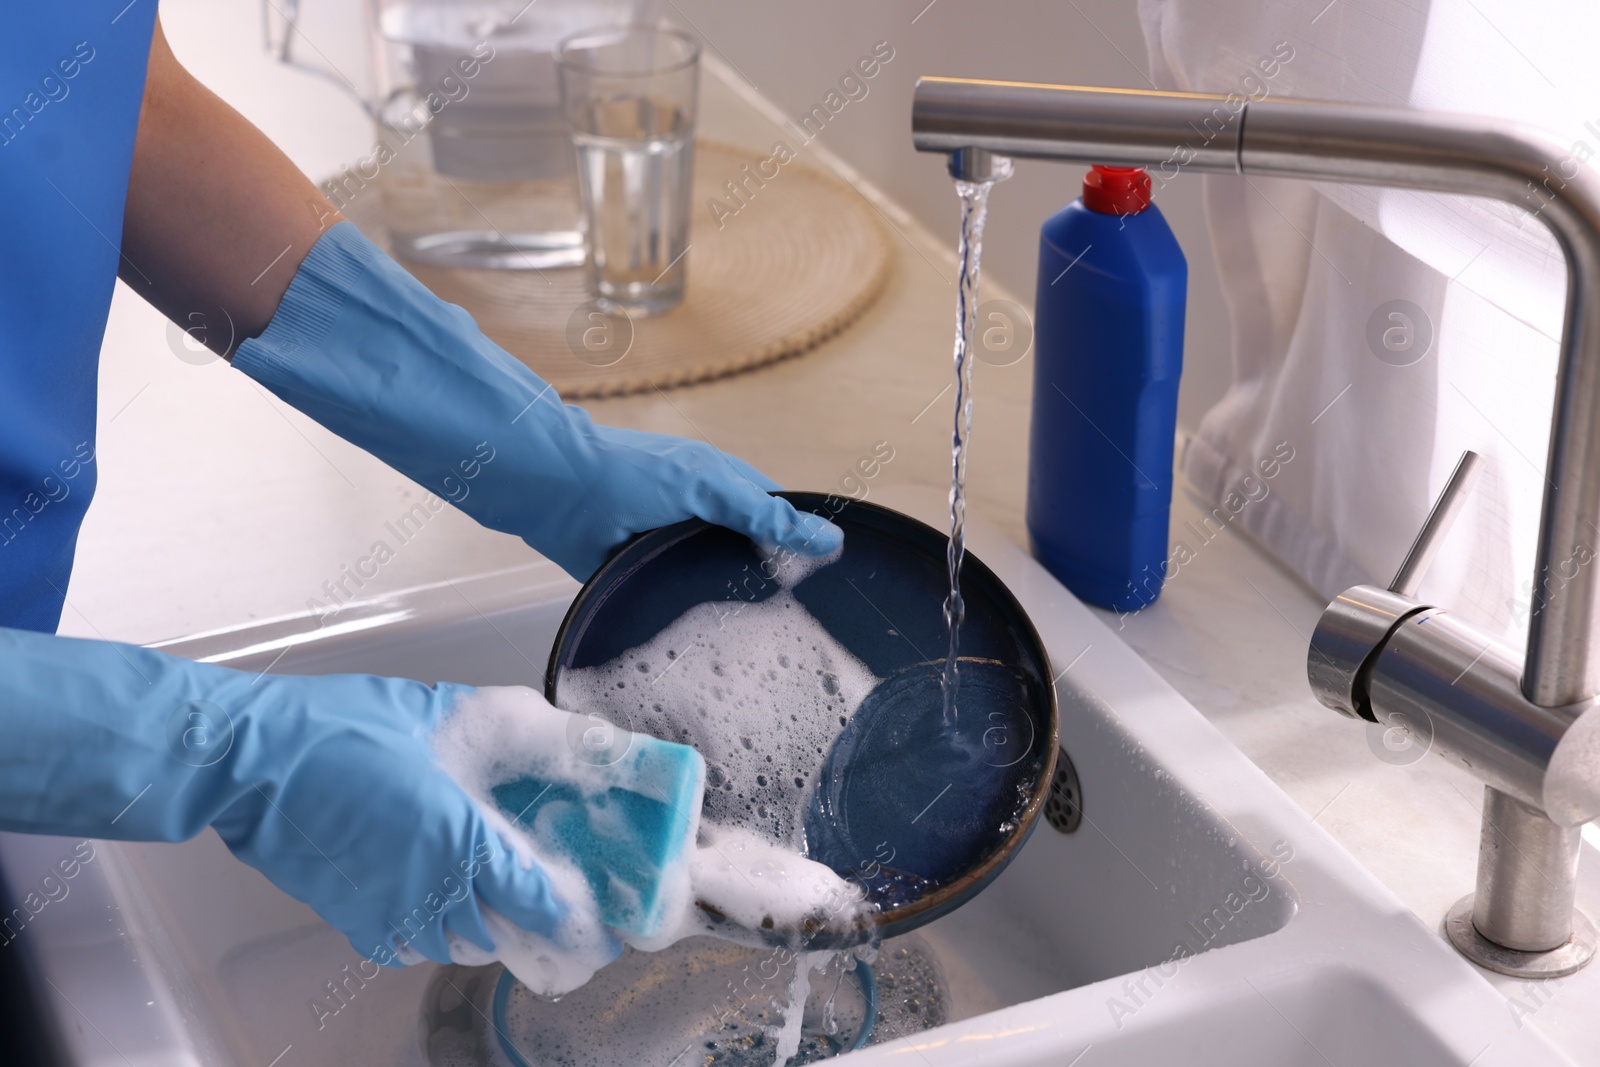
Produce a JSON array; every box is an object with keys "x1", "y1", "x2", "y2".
[{"x1": 490, "y1": 730, "x2": 705, "y2": 939}]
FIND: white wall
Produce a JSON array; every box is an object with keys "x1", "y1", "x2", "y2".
[{"x1": 667, "y1": 0, "x2": 1236, "y2": 431}]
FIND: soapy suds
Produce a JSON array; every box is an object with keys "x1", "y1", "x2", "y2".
[
  {"x1": 941, "y1": 157, "x2": 1013, "y2": 727},
  {"x1": 557, "y1": 549, "x2": 877, "y2": 851},
  {"x1": 691, "y1": 824, "x2": 862, "y2": 937}
]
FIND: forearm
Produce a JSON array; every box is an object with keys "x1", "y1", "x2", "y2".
[
  {"x1": 0, "y1": 624, "x2": 449, "y2": 843},
  {"x1": 120, "y1": 17, "x2": 340, "y2": 355},
  {"x1": 0, "y1": 625, "x2": 268, "y2": 841}
]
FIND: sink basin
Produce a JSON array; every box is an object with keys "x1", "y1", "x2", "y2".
[{"x1": 0, "y1": 488, "x2": 1570, "y2": 1066}]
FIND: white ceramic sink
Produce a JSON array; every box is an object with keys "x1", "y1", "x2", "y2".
[{"x1": 0, "y1": 489, "x2": 1571, "y2": 1065}]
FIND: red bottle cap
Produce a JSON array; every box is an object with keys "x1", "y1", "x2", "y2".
[{"x1": 1082, "y1": 165, "x2": 1152, "y2": 215}]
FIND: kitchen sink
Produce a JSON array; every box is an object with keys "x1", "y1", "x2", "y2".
[{"x1": 0, "y1": 488, "x2": 1569, "y2": 1065}]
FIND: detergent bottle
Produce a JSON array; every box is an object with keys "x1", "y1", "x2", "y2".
[{"x1": 1027, "y1": 165, "x2": 1188, "y2": 611}]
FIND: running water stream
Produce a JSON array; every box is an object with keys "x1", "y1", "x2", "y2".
[{"x1": 941, "y1": 156, "x2": 1013, "y2": 726}]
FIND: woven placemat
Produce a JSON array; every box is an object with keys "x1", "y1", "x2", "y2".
[{"x1": 341, "y1": 141, "x2": 893, "y2": 398}]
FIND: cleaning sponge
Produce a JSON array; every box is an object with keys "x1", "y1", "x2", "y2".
[
  {"x1": 490, "y1": 724, "x2": 705, "y2": 939},
  {"x1": 429, "y1": 686, "x2": 706, "y2": 942}
]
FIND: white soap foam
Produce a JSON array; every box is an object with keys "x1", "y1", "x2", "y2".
[
  {"x1": 759, "y1": 540, "x2": 842, "y2": 590},
  {"x1": 685, "y1": 824, "x2": 863, "y2": 938},
  {"x1": 556, "y1": 581, "x2": 877, "y2": 850}
]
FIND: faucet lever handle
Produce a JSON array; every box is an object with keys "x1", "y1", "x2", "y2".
[{"x1": 1390, "y1": 450, "x2": 1482, "y2": 597}]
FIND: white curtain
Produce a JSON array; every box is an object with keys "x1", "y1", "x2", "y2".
[{"x1": 1140, "y1": 0, "x2": 1600, "y2": 648}]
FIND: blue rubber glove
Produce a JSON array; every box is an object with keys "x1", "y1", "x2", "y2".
[
  {"x1": 0, "y1": 626, "x2": 593, "y2": 979},
  {"x1": 232, "y1": 222, "x2": 842, "y2": 581}
]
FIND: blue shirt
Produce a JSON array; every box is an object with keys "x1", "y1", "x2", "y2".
[{"x1": 0, "y1": 3, "x2": 157, "y2": 631}]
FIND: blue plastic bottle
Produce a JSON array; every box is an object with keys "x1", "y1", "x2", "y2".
[{"x1": 1027, "y1": 166, "x2": 1188, "y2": 612}]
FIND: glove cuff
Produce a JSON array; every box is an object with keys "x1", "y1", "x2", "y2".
[
  {"x1": 233, "y1": 222, "x2": 379, "y2": 383},
  {"x1": 227, "y1": 216, "x2": 580, "y2": 503}
]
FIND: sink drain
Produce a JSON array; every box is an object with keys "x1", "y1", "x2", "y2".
[{"x1": 1043, "y1": 747, "x2": 1082, "y2": 833}]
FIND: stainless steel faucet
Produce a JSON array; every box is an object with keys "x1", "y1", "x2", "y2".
[{"x1": 912, "y1": 77, "x2": 1600, "y2": 978}]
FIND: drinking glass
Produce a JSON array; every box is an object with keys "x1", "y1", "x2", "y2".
[{"x1": 557, "y1": 27, "x2": 700, "y2": 315}]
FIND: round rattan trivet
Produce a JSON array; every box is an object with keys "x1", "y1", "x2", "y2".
[{"x1": 339, "y1": 140, "x2": 893, "y2": 398}]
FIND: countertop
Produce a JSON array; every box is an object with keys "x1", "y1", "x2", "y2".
[{"x1": 62, "y1": 3, "x2": 1600, "y2": 1060}]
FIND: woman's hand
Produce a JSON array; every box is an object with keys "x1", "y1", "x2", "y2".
[{"x1": 234, "y1": 222, "x2": 842, "y2": 580}]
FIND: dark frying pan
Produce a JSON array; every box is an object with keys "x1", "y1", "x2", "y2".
[{"x1": 545, "y1": 491, "x2": 1058, "y2": 948}]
